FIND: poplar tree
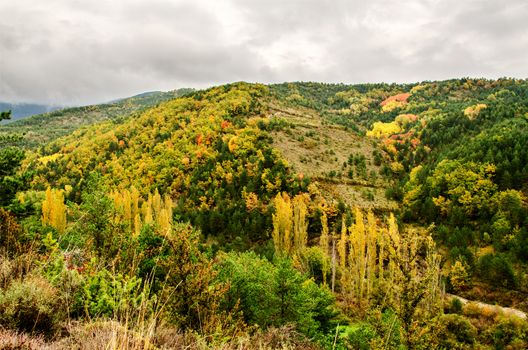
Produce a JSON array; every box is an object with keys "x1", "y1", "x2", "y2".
[
  {"x1": 292, "y1": 194, "x2": 308, "y2": 253},
  {"x1": 319, "y1": 211, "x2": 330, "y2": 286},
  {"x1": 272, "y1": 192, "x2": 293, "y2": 256},
  {"x1": 41, "y1": 188, "x2": 67, "y2": 233}
]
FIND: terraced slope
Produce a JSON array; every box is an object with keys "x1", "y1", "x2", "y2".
[{"x1": 265, "y1": 100, "x2": 397, "y2": 212}]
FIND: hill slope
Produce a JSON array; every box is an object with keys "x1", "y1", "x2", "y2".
[
  {"x1": 16, "y1": 78, "x2": 528, "y2": 303},
  {"x1": 0, "y1": 88, "x2": 194, "y2": 148}
]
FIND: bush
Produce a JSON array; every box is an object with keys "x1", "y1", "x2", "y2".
[
  {"x1": 295, "y1": 246, "x2": 330, "y2": 285},
  {"x1": 491, "y1": 317, "x2": 528, "y2": 350},
  {"x1": 137, "y1": 222, "x2": 231, "y2": 332},
  {"x1": 434, "y1": 314, "x2": 477, "y2": 349},
  {"x1": 0, "y1": 208, "x2": 27, "y2": 256},
  {"x1": 0, "y1": 328, "x2": 46, "y2": 349},
  {"x1": 343, "y1": 323, "x2": 378, "y2": 350},
  {"x1": 450, "y1": 298, "x2": 464, "y2": 314},
  {"x1": 0, "y1": 275, "x2": 65, "y2": 334},
  {"x1": 477, "y1": 253, "x2": 517, "y2": 288},
  {"x1": 75, "y1": 269, "x2": 147, "y2": 319},
  {"x1": 215, "y1": 252, "x2": 338, "y2": 337}
]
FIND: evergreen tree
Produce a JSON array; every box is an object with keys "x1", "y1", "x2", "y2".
[{"x1": 0, "y1": 111, "x2": 25, "y2": 208}]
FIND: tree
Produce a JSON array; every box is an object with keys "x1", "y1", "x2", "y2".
[
  {"x1": 336, "y1": 209, "x2": 441, "y2": 348},
  {"x1": 272, "y1": 192, "x2": 309, "y2": 257},
  {"x1": 42, "y1": 188, "x2": 67, "y2": 233},
  {"x1": 0, "y1": 111, "x2": 25, "y2": 208}
]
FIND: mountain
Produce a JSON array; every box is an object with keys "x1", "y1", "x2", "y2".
[
  {"x1": 24, "y1": 78, "x2": 528, "y2": 274},
  {"x1": 3, "y1": 79, "x2": 528, "y2": 349},
  {"x1": 0, "y1": 88, "x2": 194, "y2": 148},
  {"x1": 0, "y1": 102, "x2": 62, "y2": 122}
]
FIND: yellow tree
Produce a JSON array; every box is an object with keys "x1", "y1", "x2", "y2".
[
  {"x1": 335, "y1": 208, "x2": 442, "y2": 342},
  {"x1": 319, "y1": 211, "x2": 330, "y2": 286},
  {"x1": 109, "y1": 187, "x2": 173, "y2": 236},
  {"x1": 348, "y1": 208, "x2": 366, "y2": 300},
  {"x1": 41, "y1": 188, "x2": 67, "y2": 233},
  {"x1": 365, "y1": 211, "x2": 378, "y2": 301},
  {"x1": 292, "y1": 194, "x2": 308, "y2": 253},
  {"x1": 338, "y1": 216, "x2": 348, "y2": 292},
  {"x1": 272, "y1": 192, "x2": 293, "y2": 255}
]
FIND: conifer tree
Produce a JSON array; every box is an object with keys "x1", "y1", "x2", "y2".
[{"x1": 0, "y1": 111, "x2": 25, "y2": 207}]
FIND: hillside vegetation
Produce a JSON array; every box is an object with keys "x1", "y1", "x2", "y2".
[
  {"x1": 0, "y1": 89, "x2": 194, "y2": 149},
  {"x1": 1, "y1": 79, "x2": 528, "y2": 349}
]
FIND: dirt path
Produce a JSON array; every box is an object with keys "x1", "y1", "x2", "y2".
[{"x1": 447, "y1": 293, "x2": 527, "y2": 320}]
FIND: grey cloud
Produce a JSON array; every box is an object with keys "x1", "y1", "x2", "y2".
[{"x1": 0, "y1": 0, "x2": 527, "y2": 105}]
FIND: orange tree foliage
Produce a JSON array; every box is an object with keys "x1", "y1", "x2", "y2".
[{"x1": 27, "y1": 83, "x2": 308, "y2": 241}]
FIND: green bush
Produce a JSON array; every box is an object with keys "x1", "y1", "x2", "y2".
[
  {"x1": 435, "y1": 314, "x2": 477, "y2": 349},
  {"x1": 295, "y1": 246, "x2": 330, "y2": 285},
  {"x1": 0, "y1": 275, "x2": 64, "y2": 334},
  {"x1": 447, "y1": 297, "x2": 464, "y2": 314},
  {"x1": 215, "y1": 252, "x2": 338, "y2": 337},
  {"x1": 75, "y1": 269, "x2": 147, "y2": 319},
  {"x1": 477, "y1": 253, "x2": 516, "y2": 288},
  {"x1": 491, "y1": 317, "x2": 528, "y2": 350},
  {"x1": 342, "y1": 323, "x2": 377, "y2": 350}
]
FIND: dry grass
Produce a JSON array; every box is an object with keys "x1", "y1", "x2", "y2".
[
  {"x1": 50, "y1": 320, "x2": 155, "y2": 350},
  {"x1": 0, "y1": 328, "x2": 46, "y2": 350},
  {"x1": 0, "y1": 323, "x2": 319, "y2": 350}
]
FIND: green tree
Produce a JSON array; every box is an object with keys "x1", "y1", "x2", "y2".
[
  {"x1": 0, "y1": 111, "x2": 25, "y2": 207},
  {"x1": 215, "y1": 251, "x2": 338, "y2": 337}
]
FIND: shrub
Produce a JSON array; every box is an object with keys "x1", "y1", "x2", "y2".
[
  {"x1": 215, "y1": 252, "x2": 338, "y2": 337},
  {"x1": 491, "y1": 317, "x2": 528, "y2": 350},
  {"x1": 449, "y1": 297, "x2": 464, "y2": 314},
  {"x1": 75, "y1": 269, "x2": 147, "y2": 319},
  {"x1": 54, "y1": 320, "x2": 152, "y2": 350},
  {"x1": 449, "y1": 260, "x2": 470, "y2": 292},
  {"x1": 343, "y1": 323, "x2": 377, "y2": 350},
  {"x1": 136, "y1": 222, "x2": 232, "y2": 333},
  {"x1": 477, "y1": 253, "x2": 516, "y2": 288},
  {"x1": 0, "y1": 328, "x2": 46, "y2": 349},
  {"x1": 295, "y1": 246, "x2": 330, "y2": 285},
  {"x1": 0, "y1": 208, "x2": 27, "y2": 256},
  {"x1": 434, "y1": 314, "x2": 477, "y2": 349},
  {"x1": 0, "y1": 275, "x2": 64, "y2": 334}
]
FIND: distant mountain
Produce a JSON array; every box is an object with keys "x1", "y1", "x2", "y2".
[
  {"x1": 0, "y1": 88, "x2": 194, "y2": 148},
  {"x1": 0, "y1": 102, "x2": 62, "y2": 122}
]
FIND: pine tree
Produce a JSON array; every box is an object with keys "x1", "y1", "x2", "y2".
[{"x1": 0, "y1": 111, "x2": 25, "y2": 207}]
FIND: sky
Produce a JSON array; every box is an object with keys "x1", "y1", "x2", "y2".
[{"x1": 1, "y1": 0, "x2": 527, "y2": 105}]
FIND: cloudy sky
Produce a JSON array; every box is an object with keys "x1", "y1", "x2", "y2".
[{"x1": 1, "y1": 0, "x2": 527, "y2": 105}]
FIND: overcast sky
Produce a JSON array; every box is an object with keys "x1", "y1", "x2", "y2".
[{"x1": 1, "y1": 0, "x2": 527, "y2": 105}]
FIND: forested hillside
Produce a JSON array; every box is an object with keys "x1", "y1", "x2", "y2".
[
  {"x1": 1, "y1": 79, "x2": 528, "y2": 349},
  {"x1": 0, "y1": 88, "x2": 194, "y2": 149}
]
